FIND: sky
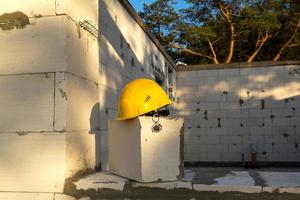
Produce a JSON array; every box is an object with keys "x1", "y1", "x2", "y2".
[{"x1": 128, "y1": 0, "x2": 189, "y2": 12}]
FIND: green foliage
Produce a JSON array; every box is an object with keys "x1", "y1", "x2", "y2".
[
  {"x1": 138, "y1": 0, "x2": 179, "y2": 45},
  {"x1": 139, "y1": 0, "x2": 300, "y2": 64},
  {"x1": 239, "y1": 7, "x2": 281, "y2": 31}
]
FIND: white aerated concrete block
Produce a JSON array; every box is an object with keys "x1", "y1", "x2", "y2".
[
  {"x1": 221, "y1": 119, "x2": 242, "y2": 127},
  {"x1": 65, "y1": 18, "x2": 99, "y2": 83},
  {"x1": 183, "y1": 77, "x2": 202, "y2": 86},
  {"x1": 248, "y1": 109, "x2": 272, "y2": 118},
  {"x1": 272, "y1": 144, "x2": 295, "y2": 153},
  {"x1": 206, "y1": 152, "x2": 222, "y2": 161},
  {"x1": 55, "y1": 72, "x2": 67, "y2": 131},
  {"x1": 65, "y1": 0, "x2": 99, "y2": 23},
  {"x1": 206, "y1": 144, "x2": 228, "y2": 153},
  {"x1": 289, "y1": 153, "x2": 300, "y2": 161},
  {"x1": 198, "y1": 136, "x2": 220, "y2": 145},
  {"x1": 184, "y1": 153, "x2": 201, "y2": 162},
  {"x1": 55, "y1": 73, "x2": 100, "y2": 133},
  {"x1": 227, "y1": 109, "x2": 249, "y2": 119},
  {"x1": 250, "y1": 127, "x2": 272, "y2": 135},
  {"x1": 227, "y1": 127, "x2": 250, "y2": 136},
  {"x1": 229, "y1": 144, "x2": 249, "y2": 153},
  {"x1": 0, "y1": 192, "x2": 54, "y2": 200},
  {"x1": 190, "y1": 128, "x2": 207, "y2": 136},
  {"x1": 199, "y1": 102, "x2": 220, "y2": 110},
  {"x1": 241, "y1": 118, "x2": 264, "y2": 127},
  {"x1": 249, "y1": 136, "x2": 265, "y2": 144},
  {"x1": 197, "y1": 70, "x2": 219, "y2": 77},
  {"x1": 220, "y1": 136, "x2": 241, "y2": 144},
  {"x1": 188, "y1": 144, "x2": 206, "y2": 152},
  {"x1": 65, "y1": 131, "x2": 96, "y2": 178},
  {"x1": 0, "y1": 132, "x2": 65, "y2": 192},
  {"x1": 176, "y1": 86, "x2": 199, "y2": 96},
  {"x1": 185, "y1": 137, "x2": 200, "y2": 146},
  {"x1": 221, "y1": 152, "x2": 242, "y2": 162},
  {"x1": 269, "y1": 153, "x2": 291, "y2": 161},
  {"x1": 177, "y1": 71, "x2": 198, "y2": 78},
  {"x1": 0, "y1": 74, "x2": 54, "y2": 132},
  {"x1": 0, "y1": 16, "x2": 66, "y2": 75},
  {"x1": 65, "y1": 74, "x2": 99, "y2": 132},
  {"x1": 109, "y1": 117, "x2": 183, "y2": 182}
]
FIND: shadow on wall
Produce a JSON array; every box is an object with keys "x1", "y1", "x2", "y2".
[
  {"x1": 90, "y1": 103, "x2": 100, "y2": 134},
  {"x1": 89, "y1": 103, "x2": 101, "y2": 170},
  {"x1": 177, "y1": 64, "x2": 300, "y2": 163}
]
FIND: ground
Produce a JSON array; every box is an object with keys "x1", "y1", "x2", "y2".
[
  {"x1": 76, "y1": 191, "x2": 300, "y2": 200},
  {"x1": 63, "y1": 167, "x2": 300, "y2": 200}
]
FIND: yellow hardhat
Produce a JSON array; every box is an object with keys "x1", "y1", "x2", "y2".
[{"x1": 117, "y1": 78, "x2": 172, "y2": 120}]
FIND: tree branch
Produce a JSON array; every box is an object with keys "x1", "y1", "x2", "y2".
[
  {"x1": 217, "y1": 1, "x2": 235, "y2": 64},
  {"x1": 273, "y1": 19, "x2": 300, "y2": 61},
  {"x1": 207, "y1": 38, "x2": 219, "y2": 64},
  {"x1": 248, "y1": 32, "x2": 272, "y2": 62},
  {"x1": 171, "y1": 43, "x2": 219, "y2": 64},
  {"x1": 287, "y1": 43, "x2": 300, "y2": 48}
]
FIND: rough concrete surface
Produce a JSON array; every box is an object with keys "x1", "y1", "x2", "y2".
[
  {"x1": 63, "y1": 167, "x2": 300, "y2": 199},
  {"x1": 74, "y1": 172, "x2": 128, "y2": 191}
]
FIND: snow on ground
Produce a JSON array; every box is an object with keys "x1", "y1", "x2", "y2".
[
  {"x1": 214, "y1": 171, "x2": 255, "y2": 186},
  {"x1": 183, "y1": 169, "x2": 197, "y2": 182},
  {"x1": 259, "y1": 172, "x2": 300, "y2": 187}
]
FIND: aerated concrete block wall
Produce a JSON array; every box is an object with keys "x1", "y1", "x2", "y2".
[
  {"x1": 0, "y1": 0, "x2": 175, "y2": 194},
  {"x1": 0, "y1": 0, "x2": 99, "y2": 193},
  {"x1": 98, "y1": 0, "x2": 176, "y2": 170},
  {"x1": 176, "y1": 63, "x2": 300, "y2": 163}
]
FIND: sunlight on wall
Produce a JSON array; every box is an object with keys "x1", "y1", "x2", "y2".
[
  {"x1": 238, "y1": 81, "x2": 300, "y2": 100},
  {"x1": 177, "y1": 64, "x2": 300, "y2": 163},
  {"x1": 0, "y1": 133, "x2": 65, "y2": 192},
  {"x1": 248, "y1": 74, "x2": 275, "y2": 83},
  {"x1": 213, "y1": 81, "x2": 229, "y2": 92}
]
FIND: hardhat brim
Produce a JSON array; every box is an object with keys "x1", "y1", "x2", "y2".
[{"x1": 116, "y1": 101, "x2": 172, "y2": 120}]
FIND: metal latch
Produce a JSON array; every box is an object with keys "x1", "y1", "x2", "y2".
[{"x1": 151, "y1": 114, "x2": 162, "y2": 133}]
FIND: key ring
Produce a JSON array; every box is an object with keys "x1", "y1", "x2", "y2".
[
  {"x1": 152, "y1": 113, "x2": 160, "y2": 124},
  {"x1": 152, "y1": 113, "x2": 162, "y2": 133}
]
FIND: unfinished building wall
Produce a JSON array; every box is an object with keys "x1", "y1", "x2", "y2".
[
  {"x1": 0, "y1": 0, "x2": 176, "y2": 194},
  {"x1": 0, "y1": 73, "x2": 66, "y2": 193},
  {"x1": 0, "y1": 0, "x2": 99, "y2": 193},
  {"x1": 99, "y1": 0, "x2": 176, "y2": 170},
  {"x1": 0, "y1": 3, "x2": 66, "y2": 192},
  {"x1": 58, "y1": 0, "x2": 100, "y2": 178},
  {"x1": 176, "y1": 62, "x2": 300, "y2": 163}
]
